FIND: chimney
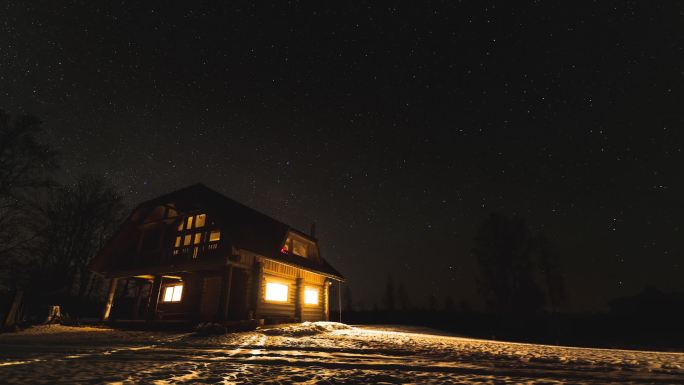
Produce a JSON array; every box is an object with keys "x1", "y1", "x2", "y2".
[{"x1": 310, "y1": 222, "x2": 316, "y2": 238}]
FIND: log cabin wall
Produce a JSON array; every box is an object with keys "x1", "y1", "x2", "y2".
[{"x1": 259, "y1": 259, "x2": 327, "y2": 322}]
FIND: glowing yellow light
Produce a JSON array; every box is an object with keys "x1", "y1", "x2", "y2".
[
  {"x1": 195, "y1": 214, "x2": 206, "y2": 228},
  {"x1": 183, "y1": 235, "x2": 192, "y2": 246},
  {"x1": 174, "y1": 236, "x2": 181, "y2": 247},
  {"x1": 163, "y1": 285, "x2": 183, "y2": 302},
  {"x1": 209, "y1": 231, "x2": 221, "y2": 242},
  {"x1": 194, "y1": 233, "x2": 202, "y2": 244},
  {"x1": 304, "y1": 287, "x2": 319, "y2": 305},
  {"x1": 265, "y1": 282, "x2": 288, "y2": 302},
  {"x1": 186, "y1": 216, "x2": 193, "y2": 230}
]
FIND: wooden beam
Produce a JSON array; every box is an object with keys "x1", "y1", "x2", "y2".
[
  {"x1": 146, "y1": 275, "x2": 162, "y2": 321},
  {"x1": 102, "y1": 278, "x2": 118, "y2": 321},
  {"x1": 323, "y1": 279, "x2": 331, "y2": 322},
  {"x1": 294, "y1": 277, "x2": 303, "y2": 322},
  {"x1": 219, "y1": 266, "x2": 234, "y2": 321},
  {"x1": 251, "y1": 261, "x2": 264, "y2": 319}
]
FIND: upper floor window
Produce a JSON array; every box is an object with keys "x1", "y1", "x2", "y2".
[
  {"x1": 281, "y1": 234, "x2": 315, "y2": 259},
  {"x1": 173, "y1": 213, "x2": 219, "y2": 258}
]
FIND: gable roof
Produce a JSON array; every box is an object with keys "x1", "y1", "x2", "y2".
[{"x1": 97, "y1": 183, "x2": 343, "y2": 280}]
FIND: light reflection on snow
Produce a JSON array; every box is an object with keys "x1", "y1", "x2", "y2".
[{"x1": 0, "y1": 322, "x2": 683, "y2": 384}]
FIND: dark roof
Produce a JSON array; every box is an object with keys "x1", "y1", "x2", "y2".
[{"x1": 136, "y1": 183, "x2": 343, "y2": 279}]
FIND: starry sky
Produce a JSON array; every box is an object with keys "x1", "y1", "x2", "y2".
[{"x1": 2, "y1": 1, "x2": 683, "y2": 311}]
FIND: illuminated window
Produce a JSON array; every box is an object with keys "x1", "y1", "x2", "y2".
[
  {"x1": 177, "y1": 221, "x2": 184, "y2": 231},
  {"x1": 174, "y1": 236, "x2": 181, "y2": 248},
  {"x1": 194, "y1": 233, "x2": 202, "y2": 244},
  {"x1": 209, "y1": 231, "x2": 221, "y2": 242},
  {"x1": 186, "y1": 216, "x2": 193, "y2": 230},
  {"x1": 292, "y1": 240, "x2": 308, "y2": 257},
  {"x1": 183, "y1": 234, "x2": 192, "y2": 246},
  {"x1": 162, "y1": 285, "x2": 183, "y2": 302},
  {"x1": 304, "y1": 287, "x2": 319, "y2": 305},
  {"x1": 195, "y1": 214, "x2": 206, "y2": 228},
  {"x1": 265, "y1": 282, "x2": 288, "y2": 302}
]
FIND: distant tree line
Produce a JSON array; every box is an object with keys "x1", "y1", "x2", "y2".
[{"x1": 0, "y1": 110, "x2": 124, "y2": 323}]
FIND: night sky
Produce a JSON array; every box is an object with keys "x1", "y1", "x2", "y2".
[{"x1": 2, "y1": 1, "x2": 683, "y2": 311}]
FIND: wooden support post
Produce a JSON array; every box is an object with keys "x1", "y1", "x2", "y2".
[
  {"x1": 219, "y1": 266, "x2": 234, "y2": 322},
  {"x1": 132, "y1": 280, "x2": 145, "y2": 319},
  {"x1": 294, "y1": 277, "x2": 303, "y2": 322},
  {"x1": 3, "y1": 290, "x2": 24, "y2": 328},
  {"x1": 146, "y1": 275, "x2": 162, "y2": 321},
  {"x1": 323, "y1": 279, "x2": 331, "y2": 322},
  {"x1": 251, "y1": 261, "x2": 264, "y2": 319},
  {"x1": 338, "y1": 280, "x2": 342, "y2": 323},
  {"x1": 102, "y1": 278, "x2": 118, "y2": 322}
]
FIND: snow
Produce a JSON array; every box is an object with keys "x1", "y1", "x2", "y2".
[{"x1": 0, "y1": 322, "x2": 683, "y2": 384}]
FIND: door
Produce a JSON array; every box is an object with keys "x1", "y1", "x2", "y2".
[{"x1": 199, "y1": 276, "x2": 222, "y2": 321}]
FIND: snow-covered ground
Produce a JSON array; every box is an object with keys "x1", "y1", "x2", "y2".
[{"x1": 0, "y1": 322, "x2": 683, "y2": 384}]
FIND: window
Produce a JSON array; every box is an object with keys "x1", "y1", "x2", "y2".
[
  {"x1": 292, "y1": 240, "x2": 308, "y2": 257},
  {"x1": 173, "y1": 213, "x2": 221, "y2": 257},
  {"x1": 304, "y1": 287, "x2": 319, "y2": 305},
  {"x1": 162, "y1": 285, "x2": 183, "y2": 302},
  {"x1": 209, "y1": 231, "x2": 221, "y2": 242},
  {"x1": 265, "y1": 282, "x2": 288, "y2": 302},
  {"x1": 281, "y1": 235, "x2": 314, "y2": 258}
]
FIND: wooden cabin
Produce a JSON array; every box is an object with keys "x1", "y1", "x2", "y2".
[{"x1": 89, "y1": 183, "x2": 344, "y2": 325}]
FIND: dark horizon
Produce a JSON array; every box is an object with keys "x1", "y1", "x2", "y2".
[{"x1": 2, "y1": 1, "x2": 683, "y2": 312}]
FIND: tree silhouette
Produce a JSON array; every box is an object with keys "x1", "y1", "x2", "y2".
[
  {"x1": 533, "y1": 232, "x2": 567, "y2": 314},
  {"x1": 343, "y1": 284, "x2": 354, "y2": 312},
  {"x1": 396, "y1": 281, "x2": 410, "y2": 311},
  {"x1": 29, "y1": 175, "x2": 124, "y2": 300},
  {"x1": 473, "y1": 213, "x2": 545, "y2": 316},
  {"x1": 0, "y1": 111, "x2": 57, "y2": 267},
  {"x1": 382, "y1": 275, "x2": 395, "y2": 311}
]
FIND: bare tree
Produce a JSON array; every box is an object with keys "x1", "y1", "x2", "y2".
[
  {"x1": 396, "y1": 282, "x2": 410, "y2": 311},
  {"x1": 0, "y1": 110, "x2": 57, "y2": 287},
  {"x1": 533, "y1": 232, "x2": 567, "y2": 314},
  {"x1": 473, "y1": 213, "x2": 545, "y2": 316},
  {"x1": 31, "y1": 175, "x2": 124, "y2": 299},
  {"x1": 382, "y1": 275, "x2": 395, "y2": 311}
]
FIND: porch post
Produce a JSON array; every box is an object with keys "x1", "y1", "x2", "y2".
[
  {"x1": 323, "y1": 279, "x2": 331, "y2": 321},
  {"x1": 219, "y1": 266, "x2": 234, "y2": 322},
  {"x1": 294, "y1": 277, "x2": 303, "y2": 322},
  {"x1": 146, "y1": 275, "x2": 162, "y2": 321},
  {"x1": 251, "y1": 261, "x2": 264, "y2": 319},
  {"x1": 101, "y1": 278, "x2": 118, "y2": 322}
]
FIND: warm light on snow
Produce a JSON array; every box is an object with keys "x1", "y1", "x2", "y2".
[
  {"x1": 304, "y1": 287, "x2": 319, "y2": 305},
  {"x1": 2, "y1": 323, "x2": 683, "y2": 384},
  {"x1": 265, "y1": 282, "x2": 288, "y2": 302}
]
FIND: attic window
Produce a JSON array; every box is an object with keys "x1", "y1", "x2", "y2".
[
  {"x1": 292, "y1": 240, "x2": 308, "y2": 257},
  {"x1": 162, "y1": 285, "x2": 183, "y2": 302}
]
